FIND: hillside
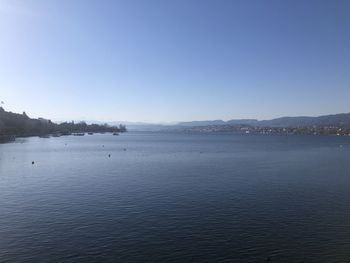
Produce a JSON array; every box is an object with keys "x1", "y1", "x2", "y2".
[
  {"x1": 0, "y1": 107, "x2": 126, "y2": 139},
  {"x1": 178, "y1": 113, "x2": 350, "y2": 128}
]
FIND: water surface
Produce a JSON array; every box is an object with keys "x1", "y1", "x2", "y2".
[{"x1": 1, "y1": 132, "x2": 350, "y2": 262}]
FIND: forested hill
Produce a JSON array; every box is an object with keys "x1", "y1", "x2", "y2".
[{"x1": 0, "y1": 107, "x2": 126, "y2": 137}]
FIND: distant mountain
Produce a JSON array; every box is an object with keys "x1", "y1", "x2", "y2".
[
  {"x1": 56, "y1": 113, "x2": 350, "y2": 132},
  {"x1": 176, "y1": 113, "x2": 350, "y2": 128},
  {"x1": 106, "y1": 121, "x2": 174, "y2": 131},
  {"x1": 178, "y1": 119, "x2": 261, "y2": 127},
  {"x1": 177, "y1": 120, "x2": 226, "y2": 126},
  {"x1": 258, "y1": 113, "x2": 350, "y2": 127},
  {"x1": 119, "y1": 124, "x2": 172, "y2": 131},
  {"x1": 227, "y1": 119, "x2": 259, "y2": 125}
]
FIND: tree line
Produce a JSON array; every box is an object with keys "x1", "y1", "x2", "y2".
[{"x1": 0, "y1": 107, "x2": 126, "y2": 137}]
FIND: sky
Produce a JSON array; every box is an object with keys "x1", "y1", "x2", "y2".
[{"x1": 0, "y1": 0, "x2": 349, "y2": 123}]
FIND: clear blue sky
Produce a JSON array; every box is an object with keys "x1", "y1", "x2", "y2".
[{"x1": 1, "y1": 0, "x2": 349, "y2": 123}]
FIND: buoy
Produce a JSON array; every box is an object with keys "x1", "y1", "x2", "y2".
[
  {"x1": 32, "y1": 161, "x2": 35, "y2": 165},
  {"x1": 108, "y1": 154, "x2": 111, "y2": 158}
]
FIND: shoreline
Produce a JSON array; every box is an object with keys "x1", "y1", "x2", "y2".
[{"x1": 0, "y1": 131, "x2": 125, "y2": 144}]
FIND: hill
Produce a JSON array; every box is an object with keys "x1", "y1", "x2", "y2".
[
  {"x1": 0, "y1": 107, "x2": 126, "y2": 141},
  {"x1": 178, "y1": 113, "x2": 350, "y2": 128},
  {"x1": 258, "y1": 113, "x2": 350, "y2": 127}
]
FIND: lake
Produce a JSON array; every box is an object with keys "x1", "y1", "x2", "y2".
[{"x1": 1, "y1": 132, "x2": 350, "y2": 262}]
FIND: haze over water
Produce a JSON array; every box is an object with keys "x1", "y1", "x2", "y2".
[{"x1": 1, "y1": 132, "x2": 350, "y2": 262}]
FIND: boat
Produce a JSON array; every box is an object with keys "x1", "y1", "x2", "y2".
[
  {"x1": 73, "y1": 133, "x2": 85, "y2": 136},
  {"x1": 113, "y1": 132, "x2": 119, "y2": 136},
  {"x1": 39, "y1": 135, "x2": 50, "y2": 138},
  {"x1": 88, "y1": 132, "x2": 94, "y2": 135}
]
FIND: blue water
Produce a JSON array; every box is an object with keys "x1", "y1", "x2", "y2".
[{"x1": 1, "y1": 132, "x2": 350, "y2": 262}]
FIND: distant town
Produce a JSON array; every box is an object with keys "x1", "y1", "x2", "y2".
[
  {"x1": 179, "y1": 124, "x2": 350, "y2": 136},
  {"x1": 128, "y1": 112, "x2": 350, "y2": 136}
]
